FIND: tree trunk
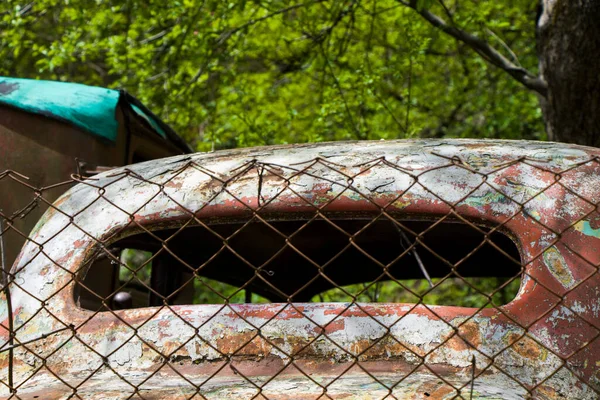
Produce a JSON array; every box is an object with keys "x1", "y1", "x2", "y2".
[{"x1": 538, "y1": 0, "x2": 600, "y2": 146}]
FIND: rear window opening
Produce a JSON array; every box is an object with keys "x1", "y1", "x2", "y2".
[{"x1": 74, "y1": 217, "x2": 522, "y2": 311}]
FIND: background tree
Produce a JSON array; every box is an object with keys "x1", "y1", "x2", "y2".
[
  {"x1": 1, "y1": 0, "x2": 555, "y2": 150},
  {"x1": 537, "y1": 1, "x2": 600, "y2": 146}
]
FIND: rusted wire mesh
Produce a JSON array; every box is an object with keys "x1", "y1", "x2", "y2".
[{"x1": 1, "y1": 143, "x2": 600, "y2": 399}]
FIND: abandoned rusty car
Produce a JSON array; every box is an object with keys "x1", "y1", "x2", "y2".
[{"x1": 1, "y1": 139, "x2": 599, "y2": 399}]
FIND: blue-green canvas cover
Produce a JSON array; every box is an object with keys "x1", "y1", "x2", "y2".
[{"x1": 0, "y1": 77, "x2": 169, "y2": 143}]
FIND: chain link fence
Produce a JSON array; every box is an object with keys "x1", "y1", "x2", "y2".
[{"x1": 1, "y1": 141, "x2": 599, "y2": 399}]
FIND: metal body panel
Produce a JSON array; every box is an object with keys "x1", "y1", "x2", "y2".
[{"x1": 1, "y1": 139, "x2": 599, "y2": 399}]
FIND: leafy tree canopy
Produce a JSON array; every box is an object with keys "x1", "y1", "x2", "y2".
[{"x1": 1, "y1": 0, "x2": 543, "y2": 151}]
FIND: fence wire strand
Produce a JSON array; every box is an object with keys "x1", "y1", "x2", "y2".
[{"x1": 1, "y1": 148, "x2": 600, "y2": 399}]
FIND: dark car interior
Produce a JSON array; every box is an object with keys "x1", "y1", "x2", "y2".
[{"x1": 75, "y1": 216, "x2": 522, "y2": 311}]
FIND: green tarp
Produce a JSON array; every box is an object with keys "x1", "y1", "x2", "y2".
[{"x1": 0, "y1": 77, "x2": 167, "y2": 142}]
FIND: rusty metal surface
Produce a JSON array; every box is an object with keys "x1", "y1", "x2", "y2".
[
  {"x1": 0, "y1": 97, "x2": 190, "y2": 276},
  {"x1": 1, "y1": 139, "x2": 600, "y2": 399}
]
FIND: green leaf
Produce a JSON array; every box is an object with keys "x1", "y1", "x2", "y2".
[{"x1": 415, "y1": 0, "x2": 434, "y2": 12}]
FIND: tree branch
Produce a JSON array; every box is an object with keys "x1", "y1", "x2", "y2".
[
  {"x1": 188, "y1": 1, "x2": 324, "y2": 87},
  {"x1": 399, "y1": 0, "x2": 548, "y2": 97},
  {"x1": 216, "y1": 1, "x2": 325, "y2": 46}
]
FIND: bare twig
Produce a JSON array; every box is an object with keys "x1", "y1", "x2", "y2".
[
  {"x1": 188, "y1": 1, "x2": 324, "y2": 87},
  {"x1": 140, "y1": 28, "x2": 171, "y2": 45},
  {"x1": 170, "y1": 0, "x2": 206, "y2": 70},
  {"x1": 16, "y1": 2, "x2": 34, "y2": 17},
  {"x1": 436, "y1": 0, "x2": 454, "y2": 22},
  {"x1": 364, "y1": 0, "x2": 407, "y2": 133},
  {"x1": 320, "y1": 41, "x2": 362, "y2": 139},
  {"x1": 485, "y1": 27, "x2": 521, "y2": 67},
  {"x1": 397, "y1": 0, "x2": 547, "y2": 96},
  {"x1": 394, "y1": 223, "x2": 433, "y2": 287},
  {"x1": 405, "y1": 56, "x2": 413, "y2": 132},
  {"x1": 215, "y1": 1, "x2": 325, "y2": 46}
]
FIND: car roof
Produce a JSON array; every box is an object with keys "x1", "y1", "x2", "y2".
[{"x1": 15, "y1": 138, "x2": 600, "y2": 279}]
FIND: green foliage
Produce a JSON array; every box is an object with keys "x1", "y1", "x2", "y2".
[
  {"x1": 1, "y1": 0, "x2": 544, "y2": 150},
  {"x1": 193, "y1": 278, "x2": 270, "y2": 304},
  {"x1": 119, "y1": 248, "x2": 152, "y2": 285},
  {"x1": 313, "y1": 277, "x2": 521, "y2": 308}
]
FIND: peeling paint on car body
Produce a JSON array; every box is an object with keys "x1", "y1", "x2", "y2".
[{"x1": 1, "y1": 139, "x2": 600, "y2": 399}]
